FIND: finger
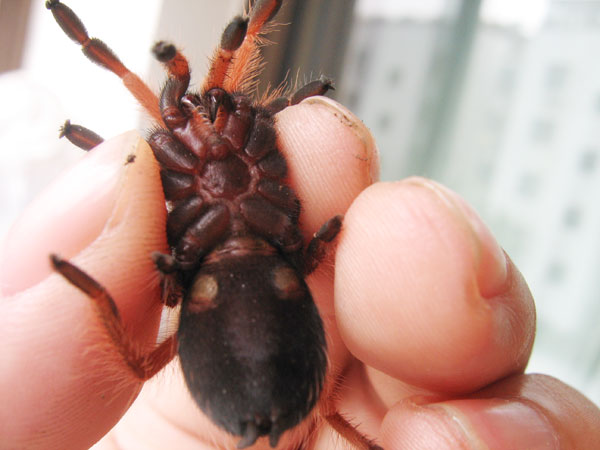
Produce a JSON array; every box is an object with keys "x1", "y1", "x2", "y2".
[
  {"x1": 276, "y1": 97, "x2": 378, "y2": 370},
  {"x1": 0, "y1": 132, "x2": 167, "y2": 449},
  {"x1": 380, "y1": 374, "x2": 600, "y2": 449},
  {"x1": 276, "y1": 96, "x2": 378, "y2": 235},
  {"x1": 335, "y1": 178, "x2": 536, "y2": 393}
]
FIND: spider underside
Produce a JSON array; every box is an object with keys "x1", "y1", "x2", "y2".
[{"x1": 46, "y1": 0, "x2": 382, "y2": 449}]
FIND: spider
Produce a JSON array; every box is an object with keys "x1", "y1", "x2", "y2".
[{"x1": 46, "y1": 1, "x2": 381, "y2": 448}]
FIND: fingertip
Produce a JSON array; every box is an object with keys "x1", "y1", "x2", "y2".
[
  {"x1": 335, "y1": 178, "x2": 535, "y2": 392},
  {"x1": 380, "y1": 374, "x2": 600, "y2": 450},
  {"x1": 275, "y1": 96, "x2": 378, "y2": 234},
  {"x1": 0, "y1": 131, "x2": 168, "y2": 448},
  {"x1": 477, "y1": 374, "x2": 600, "y2": 449},
  {"x1": 1, "y1": 270, "x2": 144, "y2": 449},
  {"x1": 379, "y1": 395, "x2": 556, "y2": 450},
  {"x1": 0, "y1": 131, "x2": 164, "y2": 296}
]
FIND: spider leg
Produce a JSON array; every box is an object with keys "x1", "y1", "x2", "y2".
[
  {"x1": 151, "y1": 251, "x2": 186, "y2": 308},
  {"x1": 59, "y1": 120, "x2": 104, "y2": 151},
  {"x1": 152, "y1": 42, "x2": 190, "y2": 88},
  {"x1": 46, "y1": 1, "x2": 163, "y2": 125},
  {"x1": 50, "y1": 254, "x2": 177, "y2": 380},
  {"x1": 290, "y1": 77, "x2": 335, "y2": 105},
  {"x1": 303, "y1": 215, "x2": 343, "y2": 276},
  {"x1": 203, "y1": 0, "x2": 283, "y2": 93},
  {"x1": 325, "y1": 412, "x2": 383, "y2": 450},
  {"x1": 150, "y1": 42, "x2": 193, "y2": 134},
  {"x1": 203, "y1": 16, "x2": 249, "y2": 91}
]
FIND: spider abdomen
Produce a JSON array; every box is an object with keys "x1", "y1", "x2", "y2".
[{"x1": 178, "y1": 249, "x2": 327, "y2": 448}]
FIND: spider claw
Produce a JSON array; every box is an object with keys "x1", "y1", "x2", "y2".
[
  {"x1": 237, "y1": 421, "x2": 260, "y2": 449},
  {"x1": 268, "y1": 426, "x2": 283, "y2": 448}
]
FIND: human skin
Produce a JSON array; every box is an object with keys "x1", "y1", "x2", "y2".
[{"x1": 1, "y1": 97, "x2": 599, "y2": 449}]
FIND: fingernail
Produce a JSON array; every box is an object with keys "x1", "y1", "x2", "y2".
[
  {"x1": 436, "y1": 399, "x2": 559, "y2": 449},
  {"x1": 0, "y1": 131, "x2": 142, "y2": 295},
  {"x1": 302, "y1": 96, "x2": 380, "y2": 183},
  {"x1": 405, "y1": 177, "x2": 507, "y2": 298}
]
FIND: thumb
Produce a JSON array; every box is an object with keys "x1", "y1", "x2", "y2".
[
  {"x1": 0, "y1": 132, "x2": 168, "y2": 449},
  {"x1": 380, "y1": 374, "x2": 600, "y2": 449}
]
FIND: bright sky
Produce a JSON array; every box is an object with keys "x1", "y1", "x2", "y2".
[
  {"x1": 481, "y1": 0, "x2": 548, "y2": 34},
  {"x1": 357, "y1": 0, "x2": 549, "y2": 35},
  {"x1": 356, "y1": 0, "x2": 447, "y2": 20}
]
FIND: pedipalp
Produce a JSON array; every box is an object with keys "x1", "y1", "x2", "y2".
[
  {"x1": 59, "y1": 120, "x2": 104, "y2": 151},
  {"x1": 265, "y1": 77, "x2": 335, "y2": 114}
]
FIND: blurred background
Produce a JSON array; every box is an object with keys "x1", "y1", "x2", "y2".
[{"x1": 1, "y1": 0, "x2": 599, "y2": 406}]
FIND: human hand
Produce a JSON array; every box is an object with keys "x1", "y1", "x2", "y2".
[{"x1": 1, "y1": 97, "x2": 599, "y2": 449}]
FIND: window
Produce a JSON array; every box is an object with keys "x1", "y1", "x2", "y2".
[
  {"x1": 546, "y1": 260, "x2": 567, "y2": 284},
  {"x1": 387, "y1": 67, "x2": 403, "y2": 87},
  {"x1": 531, "y1": 119, "x2": 555, "y2": 143},
  {"x1": 579, "y1": 148, "x2": 598, "y2": 174},
  {"x1": 517, "y1": 171, "x2": 540, "y2": 197},
  {"x1": 544, "y1": 64, "x2": 568, "y2": 92},
  {"x1": 563, "y1": 205, "x2": 582, "y2": 229}
]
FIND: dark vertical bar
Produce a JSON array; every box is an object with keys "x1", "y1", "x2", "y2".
[
  {"x1": 409, "y1": 0, "x2": 482, "y2": 175},
  {"x1": 0, "y1": 0, "x2": 33, "y2": 73},
  {"x1": 258, "y1": 0, "x2": 356, "y2": 100}
]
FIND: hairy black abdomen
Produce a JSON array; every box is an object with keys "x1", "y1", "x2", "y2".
[{"x1": 177, "y1": 251, "x2": 327, "y2": 447}]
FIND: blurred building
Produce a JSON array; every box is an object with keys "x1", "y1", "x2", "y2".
[
  {"x1": 341, "y1": 0, "x2": 600, "y2": 404},
  {"x1": 435, "y1": 24, "x2": 525, "y2": 211},
  {"x1": 487, "y1": 0, "x2": 600, "y2": 401},
  {"x1": 340, "y1": 18, "x2": 442, "y2": 181}
]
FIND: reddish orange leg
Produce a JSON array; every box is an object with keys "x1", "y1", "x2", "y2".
[
  {"x1": 50, "y1": 255, "x2": 177, "y2": 380},
  {"x1": 46, "y1": 0, "x2": 164, "y2": 126},
  {"x1": 203, "y1": 15, "x2": 249, "y2": 91},
  {"x1": 203, "y1": 0, "x2": 283, "y2": 93},
  {"x1": 152, "y1": 42, "x2": 190, "y2": 86},
  {"x1": 150, "y1": 41, "x2": 192, "y2": 130}
]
